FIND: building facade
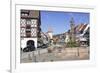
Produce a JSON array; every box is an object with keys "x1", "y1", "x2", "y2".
[{"x1": 20, "y1": 10, "x2": 41, "y2": 51}]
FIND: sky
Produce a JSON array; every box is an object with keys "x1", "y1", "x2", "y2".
[{"x1": 40, "y1": 11, "x2": 90, "y2": 35}]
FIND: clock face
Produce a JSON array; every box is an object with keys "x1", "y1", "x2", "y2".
[{"x1": 26, "y1": 20, "x2": 31, "y2": 25}]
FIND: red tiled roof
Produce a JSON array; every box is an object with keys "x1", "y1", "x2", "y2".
[{"x1": 75, "y1": 24, "x2": 88, "y2": 32}]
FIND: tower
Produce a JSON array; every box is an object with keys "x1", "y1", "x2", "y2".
[
  {"x1": 47, "y1": 27, "x2": 53, "y2": 45},
  {"x1": 47, "y1": 27, "x2": 53, "y2": 39},
  {"x1": 70, "y1": 17, "x2": 76, "y2": 42}
]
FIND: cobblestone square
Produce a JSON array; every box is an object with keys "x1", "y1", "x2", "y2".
[{"x1": 21, "y1": 47, "x2": 89, "y2": 63}]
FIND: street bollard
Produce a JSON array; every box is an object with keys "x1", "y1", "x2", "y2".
[
  {"x1": 28, "y1": 53, "x2": 32, "y2": 60},
  {"x1": 32, "y1": 51, "x2": 37, "y2": 62},
  {"x1": 77, "y1": 48, "x2": 80, "y2": 57}
]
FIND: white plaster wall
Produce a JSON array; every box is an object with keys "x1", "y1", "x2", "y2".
[
  {"x1": 21, "y1": 38, "x2": 37, "y2": 49},
  {"x1": 65, "y1": 34, "x2": 69, "y2": 43},
  {"x1": 48, "y1": 32, "x2": 53, "y2": 39}
]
